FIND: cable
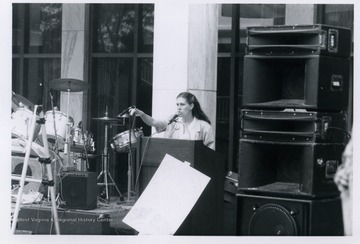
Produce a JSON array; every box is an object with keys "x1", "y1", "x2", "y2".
[
  {"x1": 326, "y1": 127, "x2": 351, "y2": 172},
  {"x1": 326, "y1": 126, "x2": 351, "y2": 142},
  {"x1": 133, "y1": 123, "x2": 170, "y2": 192},
  {"x1": 133, "y1": 135, "x2": 151, "y2": 193}
]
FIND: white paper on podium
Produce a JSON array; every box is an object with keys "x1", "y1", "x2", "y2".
[{"x1": 122, "y1": 154, "x2": 211, "y2": 235}]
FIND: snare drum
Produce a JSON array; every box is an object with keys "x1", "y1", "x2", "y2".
[
  {"x1": 111, "y1": 128, "x2": 144, "y2": 153},
  {"x1": 11, "y1": 108, "x2": 40, "y2": 141},
  {"x1": 42, "y1": 110, "x2": 68, "y2": 144}
]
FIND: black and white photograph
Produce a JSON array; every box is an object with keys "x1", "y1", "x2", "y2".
[{"x1": 0, "y1": 0, "x2": 357, "y2": 243}]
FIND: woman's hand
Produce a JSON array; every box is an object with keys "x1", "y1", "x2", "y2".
[
  {"x1": 129, "y1": 107, "x2": 144, "y2": 117},
  {"x1": 334, "y1": 165, "x2": 349, "y2": 192}
]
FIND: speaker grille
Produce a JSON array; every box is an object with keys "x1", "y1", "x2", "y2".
[{"x1": 249, "y1": 203, "x2": 297, "y2": 236}]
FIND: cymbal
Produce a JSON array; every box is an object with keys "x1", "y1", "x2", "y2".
[
  {"x1": 92, "y1": 116, "x2": 122, "y2": 122},
  {"x1": 49, "y1": 78, "x2": 89, "y2": 92},
  {"x1": 12, "y1": 92, "x2": 35, "y2": 111}
]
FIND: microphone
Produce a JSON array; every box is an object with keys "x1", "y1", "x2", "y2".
[
  {"x1": 168, "y1": 114, "x2": 179, "y2": 125},
  {"x1": 129, "y1": 107, "x2": 136, "y2": 116},
  {"x1": 118, "y1": 106, "x2": 134, "y2": 117}
]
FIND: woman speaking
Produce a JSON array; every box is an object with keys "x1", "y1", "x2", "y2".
[{"x1": 129, "y1": 92, "x2": 214, "y2": 150}]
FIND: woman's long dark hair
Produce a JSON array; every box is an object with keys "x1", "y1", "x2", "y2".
[{"x1": 177, "y1": 92, "x2": 211, "y2": 125}]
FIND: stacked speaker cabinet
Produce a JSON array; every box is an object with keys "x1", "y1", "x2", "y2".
[{"x1": 236, "y1": 24, "x2": 351, "y2": 236}]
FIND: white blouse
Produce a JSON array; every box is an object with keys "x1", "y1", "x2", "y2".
[{"x1": 154, "y1": 116, "x2": 215, "y2": 150}]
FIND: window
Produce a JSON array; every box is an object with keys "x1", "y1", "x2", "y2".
[
  {"x1": 12, "y1": 3, "x2": 62, "y2": 110},
  {"x1": 89, "y1": 4, "x2": 154, "y2": 191},
  {"x1": 217, "y1": 4, "x2": 285, "y2": 172}
]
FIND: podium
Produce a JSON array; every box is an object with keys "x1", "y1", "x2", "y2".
[{"x1": 136, "y1": 137, "x2": 225, "y2": 235}]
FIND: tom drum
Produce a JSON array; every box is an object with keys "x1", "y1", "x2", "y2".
[
  {"x1": 11, "y1": 108, "x2": 40, "y2": 141},
  {"x1": 41, "y1": 110, "x2": 68, "y2": 144}
]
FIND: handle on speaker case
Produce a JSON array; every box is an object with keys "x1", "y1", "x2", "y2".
[
  {"x1": 243, "y1": 129, "x2": 314, "y2": 138},
  {"x1": 243, "y1": 112, "x2": 315, "y2": 121},
  {"x1": 330, "y1": 75, "x2": 343, "y2": 92},
  {"x1": 328, "y1": 29, "x2": 339, "y2": 53}
]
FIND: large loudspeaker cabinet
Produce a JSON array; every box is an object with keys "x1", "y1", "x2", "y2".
[
  {"x1": 238, "y1": 139, "x2": 344, "y2": 198},
  {"x1": 243, "y1": 24, "x2": 351, "y2": 111},
  {"x1": 236, "y1": 24, "x2": 350, "y2": 236},
  {"x1": 241, "y1": 109, "x2": 348, "y2": 143},
  {"x1": 242, "y1": 55, "x2": 350, "y2": 111},
  {"x1": 246, "y1": 25, "x2": 351, "y2": 57},
  {"x1": 236, "y1": 194, "x2": 344, "y2": 236},
  {"x1": 60, "y1": 171, "x2": 98, "y2": 210}
]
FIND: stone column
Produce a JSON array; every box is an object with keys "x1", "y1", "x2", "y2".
[
  {"x1": 152, "y1": 2, "x2": 189, "y2": 121},
  {"x1": 187, "y1": 4, "x2": 219, "y2": 132},
  {"x1": 152, "y1": 3, "x2": 219, "y2": 141},
  {"x1": 60, "y1": 4, "x2": 86, "y2": 127}
]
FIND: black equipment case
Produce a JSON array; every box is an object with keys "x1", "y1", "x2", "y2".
[
  {"x1": 246, "y1": 24, "x2": 352, "y2": 57},
  {"x1": 242, "y1": 55, "x2": 350, "y2": 111},
  {"x1": 238, "y1": 139, "x2": 344, "y2": 198},
  {"x1": 240, "y1": 109, "x2": 348, "y2": 143}
]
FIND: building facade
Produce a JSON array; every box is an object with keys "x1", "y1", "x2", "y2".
[{"x1": 12, "y1": 3, "x2": 354, "y2": 191}]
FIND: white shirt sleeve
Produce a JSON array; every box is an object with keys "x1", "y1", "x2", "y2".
[{"x1": 202, "y1": 123, "x2": 215, "y2": 150}]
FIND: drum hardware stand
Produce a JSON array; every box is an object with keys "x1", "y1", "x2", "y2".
[
  {"x1": 49, "y1": 92, "x2": 60, "y2": 155},
  {"x1": 125, "y1": 112, "x2": 137, "y2": 203},
  {"x1": 97, "y1": 107, "x2": 124, "y2": 203},
  {"x1": 109, "y1": 117, "x2": 131, "y2": 202},
  {"x1": 78, "y1": 121, "x2": 90, "y2": 170},
  {"x1": 63, "y1": 88, "x2": 72, "y2": 168},
  {"x1": 11, "y1": 105, "x2": 60, "y2": 235}
]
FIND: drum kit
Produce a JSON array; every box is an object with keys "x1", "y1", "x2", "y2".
[
  {"x1": 11, "y1": 79, "x2": 94, "y2": 162},
  {"x1": 11, "y1": 79, "x2": 93, "y2": 211},
  {"x1": 11, "y1": 78, "x2": 143, "y2": 206}
]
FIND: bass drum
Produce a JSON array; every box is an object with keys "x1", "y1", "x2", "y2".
[
  {"x1": 11, "y1": 155, "x2": 61, "y2": 203},
  {"x1": 43, "y1": 110, "x2": 68, "y2": 144}
]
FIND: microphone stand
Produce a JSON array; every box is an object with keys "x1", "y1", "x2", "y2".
[{"x1": 126, "y1": 111, "x2": 137, "y2": 203}]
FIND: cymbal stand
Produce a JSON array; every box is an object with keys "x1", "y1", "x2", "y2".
[
  {"x1": 11, "y1": 105, "x2": 60, "y2": 234},
  {"x1": 97, "y1": 108, "x2": 124, "y2": 203},
  {"x1": 49, "y1": 92, "x2": 60, "y2": 155},
  {"x1": 80, "y1": 125, "x2": 90, "y2": 170},
  {"x1": 64, "y1": 88, "x2": 71, "y2": 167}
]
